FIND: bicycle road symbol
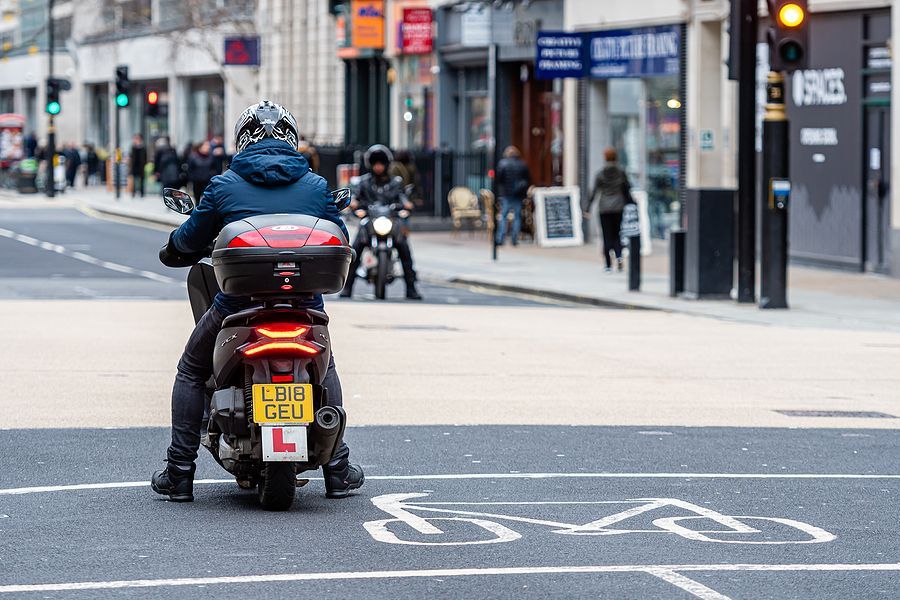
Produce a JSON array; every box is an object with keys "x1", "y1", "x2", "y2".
[{"x1": 364, "y1": 493, "x2": 836, "y2": 546}]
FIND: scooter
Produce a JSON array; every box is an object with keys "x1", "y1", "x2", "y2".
[{"x1": 162, "y1": 187, "x2": 354, "y2": 511}]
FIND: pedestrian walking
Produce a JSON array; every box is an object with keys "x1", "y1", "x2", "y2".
[
  {"x1": 83, "y1": 143, "x2": 100, "y2": 186},
  {"x1": 297, "y1": 135, "x2": 320, "y2": 173},
  {"x1": 588, "y1": 147, "x2": 631, "y2": 272},
  {"x1": 389, "y1": 149, "x2": 422, "y2": 206},
  {"x1": 153, "y1": 137, "x2": 182, "y2": 190},
  {"x1": 130, "y1": 133, "x2": 147, "y2": 197},
  {"x1": 24, "y1": 132, "x2": 37, "y2": 158},
  {"x1": 63, "y1": 142, "x2": 82, "y2": 189},
  {"x1": 210, "y1": 135, "x2": 227, "y2": 175},
  {"x1": 187, "y1": 141, "x2": 215, "y2": 202},
  {"x1": 494, "y1": 145, "x2": 530, "y2": 246}
]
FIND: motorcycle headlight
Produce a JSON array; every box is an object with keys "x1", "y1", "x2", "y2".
[{"x1": 373, "y1": 216, "x2": 393, "y2": 236}]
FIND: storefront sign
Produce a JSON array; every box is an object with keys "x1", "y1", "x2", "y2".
[
  {"x1": 535, "y1": 32, "x2": 585, "y2": 80},
  {"x1": 532, "y1": 186, "x2": 583, "y2": 248},
  {"x1": 223, "y1": 37, "x2": 260, "y2": 66},
  {"x1": 587, "y1": 25, "x2": 680, "y2": 79},
  {"x1": 402, "y1": 8, "x2": 432, "y2": 55},
  {"x1": 351, "y1": 0, "x2": 384, "y2": 50},
  {"x1": 791, "y1": 68, "x2": 847, "y2": 107}
]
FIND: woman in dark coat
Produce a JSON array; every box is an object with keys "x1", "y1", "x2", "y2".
[
  {"x1": 186, "y1": 141, "x2": 215, "y2": 202},
  {"x1": 153, "y1": 137, "x2": 182, "y2": 190},
  {"x1": 589, "y1": 147, "x2": 631, "y2": 272}
]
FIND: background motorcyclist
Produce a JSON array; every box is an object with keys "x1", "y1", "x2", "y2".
[
  {"x1": 340, "y1": 144, "x2": 422, "y2": 300},
  {"x1": 151, "y1": 100, "x2": 364, "y2": 502}
]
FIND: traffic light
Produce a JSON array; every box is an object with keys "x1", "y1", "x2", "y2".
[
  {"x1": 115, "y1": 65, "x2": 129, "y2": 108},
  {"x1": 767, "y1": 1, "x2": 808, "y2": 71},
  {"x1": 145, "y1": 89, "x2": 159, "y2": 117},
  {"x1": 46, "y1": 78, "x2": 60, "y2": 115}
]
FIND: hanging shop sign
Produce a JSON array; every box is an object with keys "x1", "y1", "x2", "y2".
[
  {"x1": 351, "y1": 0, "x2": 385, "y2": 49},
  {"x1": 535, "y1": 31, "x2": 585, "y2": 80},
  {"x1": 223, "y1": 37, "x2": 260, "y2": 66},
  {"x1": 535, "y1": 25, "x2": 681, "y2": 80},
  {"x1": 402, "y1": 8, "x2": 433, "y2": 55}
]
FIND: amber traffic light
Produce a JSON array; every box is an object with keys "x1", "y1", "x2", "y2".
[{"x1": 767, "y1": 1, "x2": 808, "y2": 71}]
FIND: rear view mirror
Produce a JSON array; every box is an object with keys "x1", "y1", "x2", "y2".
[
  {"x1": 331, "y1": 188, "x2": 352, "y2": 212},
  {"x1": 162, "y1": 188, "x2": 194, "y2": 215}
]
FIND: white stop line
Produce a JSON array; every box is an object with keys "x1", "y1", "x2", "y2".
[{"x1": 1, "y1": 563, "x2": 898, "y2": 599}]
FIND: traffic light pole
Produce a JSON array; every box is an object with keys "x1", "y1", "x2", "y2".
[
  {"x1": 114, "y1": 102, "x2": 120, "y2": 199},
  {"x1": 736, "y1": 0, "x2": 757, "y2": 303},
  {"x1": 45, "y1": 0, "x2": 55, "y2": 198},
  {"x1": 760, "y1": 72, "x2": 789, "y2": 309}
]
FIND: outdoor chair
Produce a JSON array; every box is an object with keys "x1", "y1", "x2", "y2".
[{"x1": 448, "y1": 186, "x2": 483, "y2": 236}]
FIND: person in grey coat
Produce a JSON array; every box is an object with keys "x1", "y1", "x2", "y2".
[{"x1": 588, "y1": 147, "x2": 631, "y2": 272}]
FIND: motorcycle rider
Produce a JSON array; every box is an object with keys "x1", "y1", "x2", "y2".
[
  {"x1": 151, "y1": 101, "x2": 364, "y2": 502},
  {"x1": 340, "y1": 144, "x2": 422, "y2": 300}
]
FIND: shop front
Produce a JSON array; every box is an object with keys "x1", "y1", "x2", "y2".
[
  {"x1": 581, "y1": 24, "x2": 684, "y2": 239},
  {"x1": 335, "y1": 0, "x2": 390, "y2": 147},
  {"x1": 785, "y1": 8, "x2": 891, "y2": 273}
]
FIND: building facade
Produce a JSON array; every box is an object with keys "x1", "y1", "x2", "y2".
[{"x1": 0, "y1": 0, "x2": 343, "y2": 155}]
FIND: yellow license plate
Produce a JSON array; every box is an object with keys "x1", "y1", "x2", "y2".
[{"x1": 251, "y1": 384, "x2": 314, "y2": 424}]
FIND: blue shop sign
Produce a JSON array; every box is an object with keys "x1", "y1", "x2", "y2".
[
  {"x1": 535, "y1": 31, "x2": 585, "y2": 80},
  {"x1": 587, "y1": 25, "x2": 680, "y2": 79}
]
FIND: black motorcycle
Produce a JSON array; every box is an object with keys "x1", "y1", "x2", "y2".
[
  {"x1": 162, "y1": 187, "x2": 353, "y2": 511},
  {"x1": 354, "y1": 201, "x2": 410, "y2": 300}
]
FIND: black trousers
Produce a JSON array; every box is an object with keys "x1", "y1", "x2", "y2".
[
  {"x1": 343, "y1": 227, "x2": 417, "y2": 295},
  {"x1": 599, "y1": 212, "x2": 623, "y2": 269},
  {"x1": 167, "y1": 307, "x2": 350, "y2": 468},
  {"x1": 132, "y1": 173, "x2": 145, "y2": 197}
]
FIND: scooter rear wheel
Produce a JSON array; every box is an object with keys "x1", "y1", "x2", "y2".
[{"x1": 257, "y1": 462, "x2": 296, "y2": 511}]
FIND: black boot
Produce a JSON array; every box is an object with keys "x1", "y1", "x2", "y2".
[
  {"x1": 323, "y1": 462, "x2": 365, "y2": 499},
  {"x1": 151, "y1": 461, "x2": 196, "y2": 502}
]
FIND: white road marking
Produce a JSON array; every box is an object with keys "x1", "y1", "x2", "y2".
[
  {"x1": 1, "y1": 564, "x2": 898, "y2": 595},
  {"x1": 2, "y1": 471, "x2": 899, "y2": 496},
  {"x1": 647, "y1": 569, "x2": 732, "y2": 600},
  {"x1": 0, "y1": 227, "x2": 183, "y2": 286},
  {"x1": 365, "y1": 494, "x2": 834, "y2": 546}
]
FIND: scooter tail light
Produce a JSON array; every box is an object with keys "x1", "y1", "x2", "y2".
[
  {"x1": 255, "y1": 324, "x2": 309, "y2": 339},
  {"x1": 241, "y1": 341, "x2": 322, "y2": 357},
  {"x1": 227, "y1": 230, "x2": 267, "y2": 248}
]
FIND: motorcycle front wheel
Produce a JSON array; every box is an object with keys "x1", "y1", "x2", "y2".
[
  {"x1": 375, "y1": 249, "x2": 389, "y2": 300},
  {"x1": 258, "y1": 462, "x2": 296, "y2": 511}
]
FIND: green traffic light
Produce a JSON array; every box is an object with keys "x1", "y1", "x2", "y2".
[
  {"x1": 46, "y1": 101, "x2": 61, "y2": 115},
  {"x1": 115, "y1": 93, "x2": 129, "y2": 107}
]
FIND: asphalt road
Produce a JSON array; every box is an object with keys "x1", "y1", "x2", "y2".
[
  {"x1": 0, "y1": 426, "x2": 898, "y2": 599},
  {"x1": 0, "y1": 204, "x2": 899, "y2": 599},
  {"x1": 0, "y1": 207, "x2": 548, "y2": 306}
]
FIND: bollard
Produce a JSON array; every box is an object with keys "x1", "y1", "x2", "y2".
[
  {"x1": 628, "y1": 234, "x2": 641, "y2": 292},
  {"x1": 669, "y1": 229, "x2": 685, "y2": 297}
]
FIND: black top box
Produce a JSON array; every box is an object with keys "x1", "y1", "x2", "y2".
[{"x1": 211, "y1": 215, "x2": 352, "y2": 297}]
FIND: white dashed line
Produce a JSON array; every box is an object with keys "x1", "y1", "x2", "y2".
[{"x1": 0, "y1": 227, "x2": 183, "y2": 286}]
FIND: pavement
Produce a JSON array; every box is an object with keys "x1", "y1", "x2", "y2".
[{"x1": 0, "y1": 188, "x2": 899, "y2": 599}]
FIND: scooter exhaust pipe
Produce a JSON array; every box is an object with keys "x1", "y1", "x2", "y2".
[{"x1": 309, "y1": 405, "x2": 346, "y2": 466}]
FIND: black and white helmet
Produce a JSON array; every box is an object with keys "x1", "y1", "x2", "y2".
[{"x1": 233, "y1": 100, "x2": 299, "y2": 153}]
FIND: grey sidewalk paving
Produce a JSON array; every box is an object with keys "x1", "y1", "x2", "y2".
[{"x1": 3, "y1": 186, "x2": 899, "y2": 331}]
